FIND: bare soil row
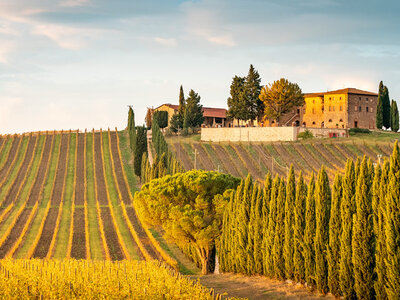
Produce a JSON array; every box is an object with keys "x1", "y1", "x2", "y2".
[
  {"x1": 70, "y1": 207, "x2": 86, "y2": 259},
  {"x1": 0, "y1": 137, "x2": 21, "y2": 178},
  {"x1": 75, "y1": 133, "x2": 85, "y2": 205}
]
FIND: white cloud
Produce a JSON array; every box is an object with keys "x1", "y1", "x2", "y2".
[
  {"x1": 153, "y1": 37, "x2": 177, "y2": 47},
  {"x1": 207, "y1": 35, "x2": 235, "y2": 47},
  {"x1": 59, "y1": 0, "x2": 91, "y2": 7},
  {"x1": 0, "y1": 40, "x2": 15, "y2": 63}
]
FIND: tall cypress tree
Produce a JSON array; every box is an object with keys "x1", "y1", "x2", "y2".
[
  {"x1": 247, "y1": 185, "x2": 258, "y2": 274},
  {"x1": 262, "y1": 173, "x2": 273, "y2": 276},
  {"x1": 327, "y1": 174, "x2": 343, "y2": 296},
  {"x1": 390, "y1": 100, "x2": 399, "y2": 132},
  {"x1": 383, "y1": 86, "x2": 391, "y2": 129},
  {"x1": 284, "y1": 165, "x2": 296, "y2": 279},
  {"x1": 304, "y1": 174, "x2": 316, "y2": 287},
  {"x1": 264, "y1": 175, "x2": 280, "y2": 277},
  {"x1": 178, "y1": 85, "x2": 185, "y2": 117},
  {"x1": 293, "y1": 171, "x2": 307, "y2": 283},
  {"x1": 273, "y1": 179, "x2": 286, "y2": 280},
  {"x1": 231, "y1": 180, "x2": 244, "y2": 273},
  {"x1": 315, "y1": 167, "x2": 331, "y2": 294},
  {"x1": 376, "y1": 81, "x2": 384, "y2": 129},
  {"x1": 128, "y1": 106, "x2": 136, "y2": 151},
  {"x1": 352, "y1": 158, "x2": 375, "y2": 299},
  {"x1": 385, "y1": 142, "x2": 400, "y2": 298},
  {"x1": 339, "y1": 159, "x2": 356, "y2": 299},
  {"x1": 253, "y1": 186, "x2": 264, "y2": 275},
  {"x1": 373, "y1": 162, "x2": 387, "y2": 299},
  {"x1": 134, "y1": 126, "x2": 147, "y2": 178}
]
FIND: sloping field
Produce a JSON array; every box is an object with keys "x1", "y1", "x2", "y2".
[
  {"x1": 166, "y1": 137, "x2": 395, "y2": 181},
  {"x1": 0, "y1": 130, "x2": 180, "y2": 267}
]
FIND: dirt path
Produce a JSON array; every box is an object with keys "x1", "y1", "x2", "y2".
[
  {"x1": 93, "y1": 133, "x2": 108, "y2": 206},
  {"x1": 192, "y1": 273, "x2": 334, "y2": 300},
  {"x1": 27, "y1": 135, "x2": 54, "y2": 206},
  {"x1": 70, "y1": 207, "x2": 86, "y2": 259},
  {"x1": 75, "y1": 133, "x2": 85, "y2": 205},
  {"x1": 100, "y1": 207, "x2": 124, "y2": 260}
]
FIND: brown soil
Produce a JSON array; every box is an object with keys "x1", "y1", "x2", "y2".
[
  {"x1": 173, "y1": 143, "x2": 193, "y2": 170},
  {"x1": 292, "y1": 144, "x2": 320, "y2": 173},
  {"x1": 75, "y1": 133, "x2": 85, "y2": 205},
  {"x1": 212, "y1": 144, "x2": 241, "y2": 177},
  {"x1": 0, "y1": 136, "x2": 21, "y2": 177},
  {"x1": 273, "y1": 143, "x2": 302, "y2": 172},
  {"x1": 333, "y1": 143, "x2": 357, "y2": 161},
  {"x1": 192, "y1": 273, "x2": 334, "y2": 300},
  {"x1": 355, "y1": 144, "x2": 378, "y2": 160},
  {"x1": 322, "y1": 144, "x2": 347, "y2": 165},
  {"x1": 252, "y1": 144, "x2": 286, "y2": 178},
  {"x1": 375, "y1": 143, "x2": 392, "y2": 157},
  {"x1": 109, "y1": 131, "x2": 131, "y2": 204},
  {"x1": 232, "y1": 144, "x2": 262, "y2": 180},
  {"x1": 70, "y1": 207, "x2": 86, "y2": 259},
  {"x1": 0, "y1": 208, "x2": 32, "y2": 258},
  {"x1": 32, "y1": 207, "x2": 59, "y2": 258},
  {"x1": 192, "y1": 143, "x2": 215, "y2": 171},
  {"x1": 125, "y1": 206, "x2": 159, "y2": 259},
  {"x1": 27, "y1": 135, "x2": 54, "y2": 206},
  {"x1": 382, "y1": 144, "x2": 395, "y2": 157},
  {"x1": 93, "y1": 133, "x2": 108, "y2": 205},
  {"x1": 51, "y1": 134, "x2": 69, "y2": 206},
  {"x1": 2, "y1": 136, "x2": 37, "y2": 207},
  {"x1": 313, "y1": 143, "x2": 337, "y2": 169},
  {"x1": 100, "y1": 207, "x2": 124, "y2": 260}
]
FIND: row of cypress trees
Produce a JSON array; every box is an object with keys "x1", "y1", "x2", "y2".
[
  {"x1": 376, "y1": 81, "x2": 399, "y2": 131},
  {"x1": 219, "y1": 142, "x2": 400, "y2": 299}
]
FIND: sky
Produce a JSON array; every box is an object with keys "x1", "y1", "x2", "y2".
[{"x1": 0, "y1": 0, "x2": 399, "y2": 134}]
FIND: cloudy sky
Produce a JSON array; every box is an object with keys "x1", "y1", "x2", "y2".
[{"x1": 0, "y1": 0, "x2": 399, "y2": 133}]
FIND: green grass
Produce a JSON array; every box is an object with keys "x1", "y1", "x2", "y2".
[
  {"x1": 0, "y1": 136, "x2": 30, "y2": 205},
  {"x1": 324, "y1": 143, "x2": 347, "y2": 163},
  {"x1": 246, "y1": 144, "x2": 269, "y2": 174},
  {"x1": 284, "y1": 143, "x2": 308, "y2": 169},
  {"x1": 344, "y1": 143, "x2": 363, "y2": 157},
  {"x1": 16, "y1": 134, "x2": 61, "y2": 258},
  {"x1": 201, "y1": 143, "x2": 220, "y2": 171},
  {"x1": 86, "y1": 133, "x2": 104, "y2": 260},
  {"x1": 223, "y1": 144, "x2": 248, "y2": 177},
  {"x1": 101, "y1": 132, "x2": 140, "y2": 260},
  {"x1": 183, "y1": 143, "x2": 195, "y2": 163},
  {"x1": 117, "y1": 131, "x2": 137, "y2": 195},
  {"x1": 53, "y1": 133, "x2": 76, "y2": 259},
  {"x1": 263, "y1": 144, "x2": 286, "y2": 167},
  {"x1": 0, "y1": 138, "x2": 13, "y2": 170}
]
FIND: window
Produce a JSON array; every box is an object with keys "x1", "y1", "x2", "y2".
[
  {"x1": 359, "y1": 97, "x2": 362, "y2": 100},
  {"x1": 371, "y1": 107, "x2": 373, "y2": 113},
  {"x1": 339, "y1": 118, "x2": 343, "y2": 122},
  {"x1": 329, "y1": 97, "x2": 332, "y2": 100},
  {"x1": 340, "y1": 106, "x2": 343, "y2": 111},
  {"x1": 354, "y1": 121, "x2": 358, "y2": 128},
  {"x1": 366, "y1": 98, "x2": 369, "y2": 101},
  {"x1": 313, "y1": 99, "x2": 315, "y2": 104},
  {"x1": 333, "y1": 106, "x2": 335, "y2": 111},
  {"x1": 329, "y1": 119, "x2": 332, "y2": 122},
  {"x1": 312, "y1": 121, "x2": 316, "y2": 125},
  {"x1": 329, "y1": 106, "x2": 331, "y2": 111},
  {"x1": 366, "y1": 107, "x2": 369, "y2": 112},
  {"x1": 340, "y1": 97, "x2": 342, "y2": 100},
  {"x1": 359, "y1": 106, "x2": 361, "y2": 112},
  {"x1": 355, "y1": 106, "x2": 358, "y2": 111},
  {"x1": 297, "y1": 108, "x2": 300, "y2": 114},
  {"x1": 312, "y1": 108, "x2": 315, "y2": 114}
]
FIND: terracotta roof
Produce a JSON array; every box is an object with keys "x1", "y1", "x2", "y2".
[
  {"x1": 155, "y1": 103, "x2": 227, "y2": 118},
  {"x1": 304, "y1": 88, "x2": 378, "y2": 97}
]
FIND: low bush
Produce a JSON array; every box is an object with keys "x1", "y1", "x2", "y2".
[
  {"x1": 349, "y1": 128, "x2": 371, "y2": 135},
  {"x1": 298, "y1": 129, "x2": 314, "y2": 139}
]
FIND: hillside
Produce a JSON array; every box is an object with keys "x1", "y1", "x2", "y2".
[
  {"x1": 165, "y1": 132, "x2": 398, "y2": 182},
  {"x1": 0, "y1": 129, "x2": 184, "y2": 266}
]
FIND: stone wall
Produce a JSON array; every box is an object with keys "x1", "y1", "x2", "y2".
[
  {"x1": 201, "y1": 127, "x2": 298, "y2": 142},
  {"x1": 299, "y1": 127, "x2": 348, "y2": 138}
]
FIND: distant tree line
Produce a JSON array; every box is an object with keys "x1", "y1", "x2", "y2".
[
  {"x1": 376, "y1": 81, "x2": 398, "y2": 131},
  {"x1": 219, "y1": 144, "x2": 400, "y2": 299}
]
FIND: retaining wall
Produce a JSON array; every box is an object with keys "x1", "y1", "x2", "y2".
[{"x1": 201, "y1": 127, "x2": 297, "y2": 142}]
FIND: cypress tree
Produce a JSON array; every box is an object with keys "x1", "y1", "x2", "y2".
[
  {"x1": 376, "y1": 81, "x2": 384, "y2": 129},
  {"x1": 237, "y1": 175, "x2": 252, "y2": 273},
  {"x1": 293, "y1": 171, "x2": 307, "y2": 283},
  {"x1": 383, "y1": 86, "x2": 391, "y2": 129},
  {"x1": 304, "y1": 173, "x2": 316, "y2": 287},
  {"x1": 134, "y1": 126, "x2": 147, "y2": 178},
  {"x1": 327, "y1": 174, "x2": 343, "y2": 296},
  {"x1": 264, "y1": 175, "x2": 280, "y2": 277},
  {"x1": 178, "y1": 85, "x2": 185, "y2": 118},
  {"x1": 284, "y1": 165, "x2": 296, "y2": 279},
  {"x1": 315, "y1": 167, "x2": 331, "y2": 294},
  {"x1": 128, "y1": 107, "x2": 136, "y2": 151},
  {"x1": 253, "y1": 186, "x2": 264, "y2": 275},
  {"x1": 339, "y1": 159, "x2": 356, "y2": 299},
  {"x1": 262, "y1": 173, "x2": 272, "y2": 276},
  {"x1": 247, "y1": 185, "x2": 258, "y2": 274},
  {"x1": 373, "y1": 162, "x2": 387, "y2": 299},
  {"x1": 385, "y1": 142, "x2": 400, "y2": 298},
  {"x1": 390, "y1": 100, "x2": 399, "y2": 132},
  {"x1": 141, "y1": 152, "x2": 148, "y2": 182},
  {"x1": 231, "y1": 180, "x2": 244, "y2": 273},
  {"x1": 273, "y1": 179, "x2": 286, "y2": 280},
  {"x1": 352, "y1": 158, "x2": 375, "y2": 299}
]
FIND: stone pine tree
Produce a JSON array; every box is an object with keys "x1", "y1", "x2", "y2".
[
  {"x1": 352, "y1": 158, "x2": 375, "y2": 299},
  {"x1": 383, "y1": 85, "x2": 391, "y2": 129},
  {"x1": 244, "y1": 64, "x2": 263, "y2": 122},
  {"x1": 273, "y1": 179, "x2": 286, "y2": 280},
  {"x1": 293, "y1": 172, "x2": 307, "y2": 283},
  {"x1": 315, "y1": 167, "x2": 331, "y2": 294},
  {"x1": 264, "y1": 175, "x2": 280, "y2": 277},
  {"x1": 390, "y1": 100, "x2": 399, "y2": 132},
  {"x1": 304, "y1": 174, "x2": 316, "y2": 287},
  {"x1": 373, "y1": 162, "x2": 387, "y2": 300},
  {"x1": 133, "y1": 126, "x2": 147, "y2": 178},
  {"x1": 284, "y1": 165, "x2": 296, "y2": 279},
  {"x1": 185, "y1": 89, "x2": 204, "y2": 128},
  {"x1": 227, "y1": 76, "x2": 248, "y2": 123},
  {"x1": 376, "y1": 81, "x2": 384, "y2": 129},
  {"x1": 339, "y1": 160, "x2": 356, "y2": 299},
  {"x1": 327, "y1": 174, "x2": 343, "y2": 297},
  {"x1": 385, "y1": 142, "x2": 400, "y2": 298}
]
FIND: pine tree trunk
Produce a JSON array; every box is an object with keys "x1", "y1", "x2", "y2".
[{"x1": 197, "y1": 247, "x2": 212, "y2": 275}]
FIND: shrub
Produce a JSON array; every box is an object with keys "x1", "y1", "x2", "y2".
[
  {"x1": 349, "y1": 128, "x2": 371, "y2": 135},
  {"x1": 298, "y1": 129, "x2": 314, "y2": 139}
]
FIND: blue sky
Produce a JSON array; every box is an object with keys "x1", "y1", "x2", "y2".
[{"x1": 0, "y1": 0, "x2": 399, "y2": 133}]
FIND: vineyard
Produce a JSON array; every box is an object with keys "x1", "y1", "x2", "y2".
[
  {"x1": 165, "y1": 136, "x2": 395, "y2": 181},
  {"x1": 0, "y1": 129, "x2": 181, "y2": 267}
]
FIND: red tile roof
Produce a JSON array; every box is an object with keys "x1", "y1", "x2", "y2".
[
  {"x1": 304, "y1": 88, "x2": 378, "y2": 97},
  {"x1": 157, "y1": 103, "x2": 227, "y2": 118}
]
